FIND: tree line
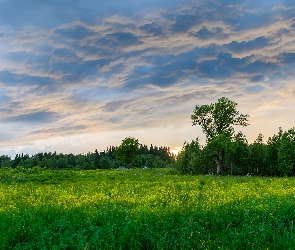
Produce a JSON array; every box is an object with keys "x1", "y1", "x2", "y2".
[
  {"x1": 0, "y1": 143, "x2": 175, "y2": 170},
  {"x1": 177, "y1": 128, "x2": 295, "y2": 176},
  {"x1": 177, "y1": 97, "x2": 295, "y2": 177}
]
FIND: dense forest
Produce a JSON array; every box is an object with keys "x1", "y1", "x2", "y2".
[
  {"x1": 177, "y1": 127, "x2": 295, "y2": 177},
  {"x1": 177, "y1": 97, "x2": 295, "y2": 177},
  {"x1": 0, "y1": 143, "x2": 175, "y2": 170}
]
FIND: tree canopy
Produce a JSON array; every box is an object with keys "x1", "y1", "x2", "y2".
[
  {"x1": 191, "y1": 97, "x2": 249, "y2": 141},
  {"x1": 115, "y1": 137, "x2": 139, "y2": 167},
  {"x1": 191, "y1": 97, "x2": 249, "y2": 174}
]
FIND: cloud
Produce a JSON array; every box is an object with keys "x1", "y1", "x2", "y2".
[
  {"x1": 139, "y1": 23, "x2": 163, "y2": 36},
  {"x1": 28, "y1": 124, "x2": 88, "y2": 136},
  {"x1": 0, "y1": 0, "x2": 295, "y2": 156},
  {"x1": 0, "y1": 133, "x2": 12, "y2": 141},
  {"x1": 54, "y1": 25, "x2": 96, "y2": 40},
  {"x1": 2, "y1": 111, "x2": 58, "y2": 124},
  {"x1": 277, "y1": 53, "x2": 295, "y2": 64},
  {"x1": 250, "y1": 75, "x2": 265, "y2": 82},
  {"x1": 97, "y1": 32, "x2": 142, "y2": 48},
  {"x1": 0, "y1": 70, "x2": 52, "y2": 87},
  {"x1": 170, "y1": 14, "x2": 203, "y2": 33},
  {"x1": 225, "y1": 36, "x2": 270, "y2": 54},
  {"x1": 246, "y1": 84, "x2": 265, "y2": 93},
  {"x1": 190, "y1": 26, "x2": 227, "y2": 40}
]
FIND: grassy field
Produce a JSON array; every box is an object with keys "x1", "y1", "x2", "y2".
[{"x1": 0, "y1": 167, "x2": 295, "y2": 249}]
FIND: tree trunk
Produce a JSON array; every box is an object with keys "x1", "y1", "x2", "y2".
[{"x1": 215, "y1": 158, "x2": 221, "y2": 174}]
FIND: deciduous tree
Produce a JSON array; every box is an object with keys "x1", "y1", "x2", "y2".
[
  {"x1": 116, "y1": 137, "x2": 139, "y2": 167},
  {"x1": 191, "y1": 97, "x2": 249, "y2": 174},
  {"x1": 191, "y1": 97, "x2": 249, "y2": 141}
]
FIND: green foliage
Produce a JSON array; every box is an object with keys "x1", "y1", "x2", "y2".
[
  {"x1": 177, "y1": 133, "x2": 250, "y2": 176},
  {"x1": 0, "y1": 141, "x2": 174, "y2": 171},
  {"x1": 265, "y1": 129, "x2": 282, "y2": 176},
  {"x1": 176, "y1": 139, "x2": 204, "y2": 174},
  {"x1": 177, "y1": 125, "x2": 295, "y2": 177},
  {"x1": 0, "y1": 155, "x2": 11, "y2": 168},
  {"x1": 133, "y1": 154, "x2": 166, "y2": 168},
  {"x1": 115, "y1": 137, "x2": 139, "y2": 167},
  {"x1": 1, "y1": 168, "x2": 295, "y2": 249},
  {"x1": 191, "y1": 97, "x2": 249, "y2": 142},
  {"x1": 179, "y1": 98, "x2": 295, "y2": 177},
  {"x1": 206, "y1": 133, "x2": 233, "y2": 174},
  {"x1": 225, "y1": 132, "x2": 249, "y2": 175},
  {"x1": 190, "y1": 97, "x2": 249, "y2": 175},
  {"x1": 248, "y1": 133, "x2": 267, "y2": 176},
  {"x1": 278, "y1": 128, "x2": 295, "y2": 176}
]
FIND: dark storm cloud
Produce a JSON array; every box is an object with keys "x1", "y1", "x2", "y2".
[{"x1": 2, "y1": 111, "x2": 58, "y2": 124}]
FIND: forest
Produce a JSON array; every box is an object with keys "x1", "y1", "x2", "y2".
[
  {"x1": 177, "y1": 127, "x2": 295, "y2": 177},
  {"x1": 177, "y1": 97, "x2": 295, "y2": 177},
  {"x1": 0, "y1": 143, "x2": 175, "y2": 170}
]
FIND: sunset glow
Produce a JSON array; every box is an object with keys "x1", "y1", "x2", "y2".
[{"x1": 0, "y1": 0, "x2": 295, "y2": 157}]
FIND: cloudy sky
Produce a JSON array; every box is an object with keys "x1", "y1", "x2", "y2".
[{"x1": 0, "y1": 0, "x2": 295, "y2": 157}]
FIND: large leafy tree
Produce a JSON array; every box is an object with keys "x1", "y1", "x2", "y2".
[
  {"x1": 191, "y1": 97, "x2": 249, "y2": 142},
  {"x1": 116, "y1": 137, "x2": 139, "y2": 167},
  {"x1": 191, "y1": 97, "x2": 249, "y2": 174}
]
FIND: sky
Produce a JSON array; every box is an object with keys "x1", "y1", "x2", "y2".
[{"x1": 0, "y1": 0, "x2": 295, "y2": 157}]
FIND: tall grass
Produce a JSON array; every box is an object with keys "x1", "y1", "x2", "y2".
[{"x1": 0, "y1": 168, "x2": 295, "y2": 249}]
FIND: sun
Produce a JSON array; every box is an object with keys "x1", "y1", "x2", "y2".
[{"x1": 170, "y1": 148, "x2": 181, "y2": 156}]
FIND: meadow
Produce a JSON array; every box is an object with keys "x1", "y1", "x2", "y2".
[{"x1": 0, "y1": 167, "x2": 295, "y2": 249}]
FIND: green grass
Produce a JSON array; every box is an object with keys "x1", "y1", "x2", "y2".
[{"x1": 0, "y1": 167, "x2": 295, "y2": 249}]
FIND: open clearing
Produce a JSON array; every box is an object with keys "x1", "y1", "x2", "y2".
[{"x1": 1, "y1": 168, "x2": 295, "y2": 249}]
